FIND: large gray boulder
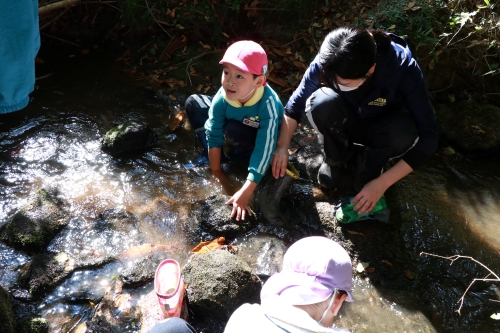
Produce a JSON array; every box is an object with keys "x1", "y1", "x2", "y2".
[
  {"x1": 0, "y1": 188, "x2": 69, "y2": 251},
  {"x1": 436, "y1": 101, "x2": 500, "y2": 154},
  {"x1": 101, "y1": 121, "x2": 156, "y2": 155},
  {"x1": 182, "y1": 250, "x2": 261, "y2": 325}
]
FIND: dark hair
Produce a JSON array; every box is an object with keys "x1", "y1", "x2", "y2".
[{"x1": 319, "y1": 27, "x2": 391, "y2": 87}]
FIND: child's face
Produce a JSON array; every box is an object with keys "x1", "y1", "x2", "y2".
[{"x1": 221, "y1": 63, "x2": 263, "y2": 104}]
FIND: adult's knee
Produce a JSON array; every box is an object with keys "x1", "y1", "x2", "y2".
[{"x1": 306, "y1": 88, "x2": 350, "y2": 132}]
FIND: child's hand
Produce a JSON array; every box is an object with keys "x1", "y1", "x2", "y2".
[
  {"x1": 225, "y1": 180, "x2": 257, "y2": 221},
  {"x1": 271, "y1": 145, "x2": 289, "y2": 179}
]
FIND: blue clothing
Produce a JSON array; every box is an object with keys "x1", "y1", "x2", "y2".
[
  {"x1": 0, "y1": 0, "x2": 40, "y2": 113},
  {"x1": 205, "y1": 85, "x2": 284, "y2": 184},
  {"x1": 285, "y1": 34, "x2": 438, "y2": 169}
]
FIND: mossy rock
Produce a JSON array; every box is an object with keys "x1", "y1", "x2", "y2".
[
  {"x1": 436, "y1": 101, "x2": 500, "y2": 154},
  {"x1": 101, "y1": 121, "x2": 156, "y2": 155},
  {"x1": 182, "y1": 250, "x2": 261, "y2": 326},
  {"x1": 16, "y1": 317, "x2": 48, "y2": 333},
  {"x1": 0, "y1": 188, "x2": 69, "y2": 251},
  {"x1": 17, "y1": 252, "x2": 70, "y2": 298},
  {"x1": 0, "y1": 285, "x2": 15, "y2": 333}
]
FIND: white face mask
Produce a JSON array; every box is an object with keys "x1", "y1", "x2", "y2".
[
  {"x1": 317, "y1": 289, "x2": 337, "y2": 327},
  {"x1": 337, "y1": 77, "x2": 367, "y2": 92}
]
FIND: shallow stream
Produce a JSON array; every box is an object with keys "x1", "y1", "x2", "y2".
[{"x1": 1, "y1": 46, "x2": 499, "y2": 333}]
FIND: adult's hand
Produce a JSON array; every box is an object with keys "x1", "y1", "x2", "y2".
[
  {"x1": 271, "y1": 145, "x2": 289, "y2": 178},
  {"x1": 272, "y1": 115, "x2": 298, "y2": 178},
  {"x1": 352, "y1": 178, "x2": 387, "y2": 214},
  {"x1": 352, "y1": 159, "x2": 414, "y2": 214}
]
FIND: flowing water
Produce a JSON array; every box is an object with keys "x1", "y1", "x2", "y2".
[{"x1": 1, "y1": 47, "x2": 500, "y2": 332}]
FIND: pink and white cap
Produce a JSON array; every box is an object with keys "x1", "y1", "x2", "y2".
[
  {"x1": 219, "y1": 40, "x2": 268, "y2": 85},
  {"x1": 261, "y1": 236, "x2": 354, "y2": 305}
]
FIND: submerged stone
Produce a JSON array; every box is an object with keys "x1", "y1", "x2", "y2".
[
  {"x1": 0, "y1": 188, "x2": 69, "y2": 251},
  {"x1": 17, "y1": 252, "x2": 70, "y2": 298},
  {"x1": 101, "y1": 121, "x2": 156, "y2": 155},
  {"x1": 0, "y1": 285, "x2": 15, "y2": 333},
  {"x1": 182, "y1": 249, "x2": 261, "y2": 329}
]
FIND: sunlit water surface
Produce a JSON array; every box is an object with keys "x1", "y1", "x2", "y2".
[{"x1": 1, "y1": 49, "x2": 499, "y2": 333}]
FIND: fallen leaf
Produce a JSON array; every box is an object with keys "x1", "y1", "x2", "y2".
[
  {"x1": 428, "y1": 59, "x2": 435, "y2": 70},
  {"x1": 198, "y1": 41, "x2": 211, "y2": 49},
  {"x1": 268, "y1": 74, "x2": 288, "y2": 87},
  {"x1": 222, "y1": 32, "x2": 229, "y2": 38},
  {"x1": 203, "y1": 85, "x2": 211, "y2": 93},
  {"x1": 356, "y1": 262, "x2": 370, "y2": 273},
  {"x1": 292, "y1": 61, "x2": 307, "y2": 70},
  {"x1": 89, "y1": 300, "x2": 95, "y2": 308},
  {"x1": 411, "y1": 6, "x2": 421, "y2": 11},
  {"x1": 364, "y1": 267, "x2": 375, "y2": 273},
  {"x1": 347, "y1": 230, "x2": 366, "y2": 237},
  {"x1": 118, "y1": 244, "x2": 178, "y2": 261},
  {"x1": 408, "y1": 1, "x2": 415, "y2": 8},
  {"x1": 196, "y1": 84, "x2": 203, "y2": 92},
  {"x1": 169, "y1": 110, "x2": 186, "y2": 131},
  {"x1": 192, "y1": 237, "x2": 226, "y2": 254},
  {"x1": 169, "y1": 94, "x2": 177, "y2": 101},
  {"x1": 491, "y1": 313, "x2": 500, "y2": 320},
  {"x1": 288, "y1": 147, "x2": 298, "y2": 155},
  {"x1": 35, "y1": 57, "x2": 45, "y2": 64},
  {"x1": 403, "y1": 269, "x2": 415, "y2": 280},
  {"x1": 81, "y1": 49, "x2": 90, "y2": 55},
  {"x1": 382, "y1": 260, "x2": 393, "y2": 266}
]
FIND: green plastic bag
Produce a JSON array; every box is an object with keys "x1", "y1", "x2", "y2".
[{"x1": 334, "y1": 195, "x2": 390, "y2": 224}]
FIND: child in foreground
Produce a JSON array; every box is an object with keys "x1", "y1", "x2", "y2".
[{"x1": 184, "y1": 41, "x2": 284, "y2": 221}]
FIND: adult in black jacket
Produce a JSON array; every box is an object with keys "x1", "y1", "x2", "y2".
[{"x1": 272, "y1": 27, "x2": 438, "y2": 214}]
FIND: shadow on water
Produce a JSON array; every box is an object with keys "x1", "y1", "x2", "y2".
[{"x1": 1, "y1": 45, "x2": 500, "y2": 332}]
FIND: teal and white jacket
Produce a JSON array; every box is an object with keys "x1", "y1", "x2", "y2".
[
  {"x1": 0, "y1": 0, "x2": 40, "y2": 113},
  {"x1": 204, "y1": 84, "x2": 284, "y2": 184}
]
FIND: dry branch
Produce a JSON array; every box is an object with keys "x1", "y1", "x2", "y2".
[
  {"x1": 420, "y1": 252, "x2": 500, "y2": 315},
  {"x1": 39, "y1": 0, "x2": 81, "y2": 16}
]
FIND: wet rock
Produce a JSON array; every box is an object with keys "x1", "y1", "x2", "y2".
[
  {"x1": 237, "y1": 234, "x2": 286, "y2": 280},
  {"x1": 101, "y1": 121, "x2": 156, "y2": 155},
  {"x1": 119, "y1": 252, "x2": 165, "y2": 287},
  {"x1": 16, "y1": 317, "x2": 48, "y2": 333},
  {"x1": 17, "y1": 252, "x2": 71, "y2": 298},
  {"x1": 182, "y1": 249, "x2": 261, "y2": 328},
  {"x1": 436, "y1": 101, "x2": 500, "y2": 154},
  {"x1": 254, "y1": 171, "x2": 297, "y2": 226},
  {"x1": 47, "y1": 208, "x2": 143, "y2": 268},
  {"x1": 0, "y1": 188, "x2": 69, "y2": 251},
  {"x1": 0, "y1": 285, "x2": 15, "y2": 333},
  {"x1": 199, "y1": 195, "x2": 257, "y2": 237},
  {"x1": 92, "y1": 281, "x2": 141, "y2": 332},
  {"x1": 138, "y1": 290, "x2": 164, "y2": 333}
]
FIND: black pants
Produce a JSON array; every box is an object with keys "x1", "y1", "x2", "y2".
[
  {"x1": 184, "y1": 94, "x2": 258, "y2": 151},
  {"x1": 306, "y1": 87, "x2": 418, "y2": 185}
]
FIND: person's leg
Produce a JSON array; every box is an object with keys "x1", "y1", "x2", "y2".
[
  {"x1": 305, "y1": 87, "x2": 359, "y2": 189},
  {"x1": 355, "y1": 108, "x2": 418, "y2": 191},
  {"x1": 184, "y1": 95, "x2": 212, "y2": 167},
  {"x1": 224, "y1": 119, "x2": 258, "y2": 162},
  {"x1": 148, "y1": 318, "x2": 197, "y2": 333}
]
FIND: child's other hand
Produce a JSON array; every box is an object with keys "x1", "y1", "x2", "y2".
[
  {"x1": 225, "y1": 180, "x2": 257, "y2": 221},
  {"x1": 271, "y1": 146, "x2": 289, "y2": 179}
]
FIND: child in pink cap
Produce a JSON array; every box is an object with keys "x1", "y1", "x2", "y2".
[{"x1": 184, "y1": 41, "x2": 284, "y2": 221}]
